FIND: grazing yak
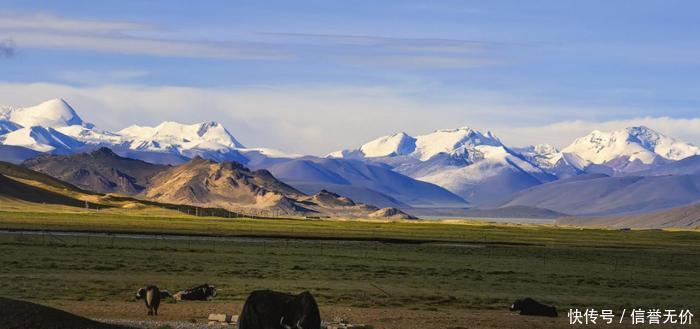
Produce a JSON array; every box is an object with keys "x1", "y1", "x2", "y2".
[
  {"x1": 509, "y1": 298, "x2": 558, "y2": 317},
  {"x1": 238, "y1": 290, "x2": 321, "y2": 329},
  {"x1": 135, "y1": 285, "x2": 165, "y2": 316},
  {"x1": 174, "y1": 283, "x2": 217, "y2": 301}
]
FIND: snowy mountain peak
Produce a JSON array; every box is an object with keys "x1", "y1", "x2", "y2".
[
  {"x1": 414, "y1": 126, "x2": 502, "y2": 161},
  {"x1": 562, "y1": 126, "x2": 700, "y2": 165},
  {"x1": 516, "y1": 144, "x2": 562, "y2": 166},
  {"x1": 625, "y1": 126, "x2": 664, "y2": 148},
  {"x1": 330, "y1": 126, "x2": 504, "y2": 161},
  {"x1": 514, "y1": 143, "x2": 589, "y2": 178},
  {"x1": 3, "y1": 98, "x2": 90, "y2": 129},
  {"x1": 359, "y1": 132, "x2": 417, "y2": 157},
  {"x1": 118, "y1": 120, "x2": 244, "y2": 152}
]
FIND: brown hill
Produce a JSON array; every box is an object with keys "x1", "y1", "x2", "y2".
[
  {"x1": 557, "y1": 204, "x2": 700, "y2": 229},
  {"x1": 23, "y1": 147, "x2": 164, "y2": 195},
  {"x1": 144, "y1": 157, "x2": 385, "y2": 217},
  {"x1": 0, "y1": 173, "x2": 101, "y2": 208},
  {"x1": 0, "y1": 160, "x2": 239, "y2": 217},
  {"x1": 0, "y1": 160, "x2": 96, "y2": 194},
  {"x1": 368, "y1": 207, "x2": 417, "y2": 219},
  {"x1": 144, "y1": 157, "x2": 303, "y2": 214}
]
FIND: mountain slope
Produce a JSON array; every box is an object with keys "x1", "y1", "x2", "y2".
[
  {"x1": 0, "y1": 145, "x2": 41, "y2": 164},
  {"x1": 0, "y1": 126, "x2": 84, "y2": 153},
  {"x1": 258, "y1": 157, "x2": 468, "y2": 208},
  {"x1": 23, "y1": 147, "x2": 165, "y2": 195},
  {"x1": 557, "y1": 203, "x2": 700, "y2": 229},
  {"x1": 145, "y1": 157, "x2": 299, "y2": 213},
  {"x1": 0, "y1": 173, "x2": 95, "y2": 208},
  {"x1": 0, "y1": 120, "x2": 21, "y2": 135},
  {"x1": 0, "y1": 161, "x2": 98, "y2": 194},
  {"x1": 499, "y1": 173, "x2": 700, "y2": 216},
  {"x1": 632, "y1": 155, "x2": 700, "y2": 176}
]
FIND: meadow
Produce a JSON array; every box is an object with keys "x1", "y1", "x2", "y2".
[{"x1": 0, "y1": 207, "x2": 699, "y2": 328}]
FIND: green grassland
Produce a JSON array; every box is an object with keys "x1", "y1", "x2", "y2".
[
  {"x1": 0, "y1": 206, "x2": 699, "y2": 314},
  {"x1": 1, "y1": 206, "x2": 699, "y2": 248}
]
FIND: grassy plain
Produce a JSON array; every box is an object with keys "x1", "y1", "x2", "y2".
[{"x1": 0, "y1": 205, "x2": 699, "y2": 328}]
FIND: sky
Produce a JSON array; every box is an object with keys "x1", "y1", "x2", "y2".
[{"x1": 1, "y1": 0, "x2": 700, "y2": 155}]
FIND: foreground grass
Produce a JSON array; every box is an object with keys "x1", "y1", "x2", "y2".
[
  {"x1": 0, "y1": 230, "x2": 698, "y2": 313},
  {"x1": 0, "y1": 207, "x2": 699, "y2": 315}
]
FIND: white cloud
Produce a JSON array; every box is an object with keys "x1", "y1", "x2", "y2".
[
  {"x1": 1, "y1": 81, "x2": 699, "y2": 155},
  {"x1": 1, "y1": 12, "x2": 508, "y2": 67},
  {"x1": 56, "y1": 69, "x2": 149, "y2": 85},
  {"x1": 5, "y1": 31, "x2": 289, "y2": 60},
  {"x1": 0, "y1": 12, "x2": 289, "y2": 60},
  {"x1": 263, "y1": 33, "x2": 490, "y2": 53},
  {"x1": 343, "y1": 54, "x2": 504, "y2": 69},
  {"x1": 265, "y1": 32, "x2": 507, "y2": 69},
  {"x1": 0, "y1": 12, "x2": 147, "y2": 32}
]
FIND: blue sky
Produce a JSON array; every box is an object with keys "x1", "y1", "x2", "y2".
[{"x1": 1, "y1": 1, "x2": 700, "y2": 154}]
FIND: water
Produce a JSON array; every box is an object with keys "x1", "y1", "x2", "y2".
[{"x1": 419, "y1": 216, "x2": 556, "y2": 224}]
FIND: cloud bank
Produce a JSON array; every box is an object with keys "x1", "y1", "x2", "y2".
[
  {"x1": 0, "y1": 12, "x2": 289, "y2": 60},
  {"x1": 0, "y1": 11, "x2": 508, "y2": 68}
]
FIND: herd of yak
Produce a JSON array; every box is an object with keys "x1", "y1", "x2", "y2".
[{"x1": 136, "y1": 284, "x2": 557, "y2": 329}]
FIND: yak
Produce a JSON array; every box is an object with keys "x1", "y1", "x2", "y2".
[
  {"x1": 238, "y1": 290, "x2": 321, "y2": 329},
  {"x1": 509, "y1": 298, "x2": 558, "y2": 317},
  {"x1": 174, "y1": 283, "x2": 217, "y2": 301},
  {"x1": 136, "y1": 285, "x2": 164, "y2": 316}
]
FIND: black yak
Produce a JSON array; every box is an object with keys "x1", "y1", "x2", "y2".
[
  {"x1": 174, "y1": 283, "x2": 217, "y2": 301},
  {"x1": 135, "y1": 285, "x2": 162, "y2": 316},
  {"x1": 509, "y1": 298, "x2": 558, "y2": 317},
  {"x1": 238, "y1": 290, "x2": 321, "y2": 329}
]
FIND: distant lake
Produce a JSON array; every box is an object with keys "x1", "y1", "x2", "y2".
[{"x1": 420, "y1": 216, "x2": 556, "y2": 225}]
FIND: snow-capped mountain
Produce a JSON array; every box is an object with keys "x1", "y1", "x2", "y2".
[
  {"x1": 515, "y1": 144, "x2": 587, "y2": 178},
  {"x1": 337, "y1": 132, "x2": 417, "y2": 158},
  {"x1": 118, "y1": 121, "x2": 244, "y2": 151},
  {"x1": 0, "y1": 98, "x2": 91, "y2": 129},
  {"x1": 329, "y1": 127, "x2": 555, "y2": 204},
  {"x1": 113, "y1": 121, "x2": 250, "y2": 162},
  {"x1": 0, "y1": 99, "x2": 90, "y2": 153},
  {"x1": 0, "y1": 98, "x2": 296, "y2": 164},
  {"x1": 561, "y1": 126, "x2": 700, "y2": 173},
  {"x1": 329, "y1": 127, "x2": 503, "y2": 161}
]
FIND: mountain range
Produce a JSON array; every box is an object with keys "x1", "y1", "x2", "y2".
[
  {"x1": 329, "y1": 128, "x2": 557, "y2": 205},
  {"x1": 13, "y1": 148, "x2": 416, "y2": 219},
  {"x1": 2, "y1": 98, "x2": 700, "y2": 225}
]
